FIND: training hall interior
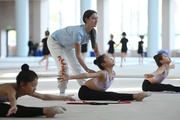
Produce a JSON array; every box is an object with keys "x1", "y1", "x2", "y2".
[{"x1": 0, "y1": 0, "x2": 180, "y2": 120}]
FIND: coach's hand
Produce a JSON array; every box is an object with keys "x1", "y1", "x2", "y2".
[{"x1": 86, "y1": 68, "x2": 95, "y2": 73}]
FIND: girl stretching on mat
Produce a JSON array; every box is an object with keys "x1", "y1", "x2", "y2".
[
  {"x1": 0, "y1": 64, "x2": 75, "y2": 118},
  {"x1": 142, "y1": 52, "x2": 180, "y2": 92},
  {"x1": 58, "y1": 54, "x2": 151, "y2": 101}
]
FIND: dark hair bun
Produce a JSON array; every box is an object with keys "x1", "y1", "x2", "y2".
[
  {"x1": 153, "y1": 55, "x2": 156, "y2": 60},
  {"x1": 93, "y1": 59, "x2": 97, "y2": 65},
  {"x1": 21, "y1": 64, "x2": 29, "y2": 71}
]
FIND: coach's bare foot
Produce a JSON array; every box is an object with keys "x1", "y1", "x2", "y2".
[
  {"x1": 44, "y1": 106, "x2": 67, "y2": 118},
  {"x1": 133, "y1": 92, "x2": 151, "y2": 101}
]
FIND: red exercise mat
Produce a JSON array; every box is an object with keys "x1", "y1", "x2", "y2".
[{"x1": 67, "y1": 101, "x2": 131, "y2": 105}]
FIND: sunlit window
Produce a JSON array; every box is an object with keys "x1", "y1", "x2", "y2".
[
  {"x1": 174, "y1": 0, "x2": 180, "y2": 50},
  {"x1": 109, "y1": 0, "x2": 148, "y2": 51},
  {"x1": 48, "y1": 0, "x2": 180, "y2": 53},
  {"x1": 49, "y1": 0, "x2": 80, "y2": 32},
  {"x1": 48, "y1": 0, "x2": 60, "y2": 32}
]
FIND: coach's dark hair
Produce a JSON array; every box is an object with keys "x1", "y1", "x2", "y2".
[
  {"x1": 93, "y1": 54, "x2": 105, "y2": 70},
  {"x1": 83, "y1": 10, "x2": 97, "y2": 49},
  {"x1": 153, "y1": 52, "x2": 163, "y2": 67},
  {"x1": 16, "y1": 64, "x2": 38, "y2": 87}
]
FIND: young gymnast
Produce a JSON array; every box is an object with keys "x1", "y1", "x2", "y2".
[
  {"x1": 142, "y1": 52, "x2": 180, "y2": 92},
  {"x1": 38, "y1": 30, "x2": 51, "y2": 70},
  {"x1": 137, "y1": 35, "x2": 144, "y2": 65},
  {"x1": 0, "y1": 64, "x2": 75, "y2": 118},
  {"x1": 119, "y1": 32, "x2": 129, "y2": 67},
  {"x1": 107, "y1": 34, "x2": 116, "y2": 61},
  {"x1": 58, "y1": 54, "x2": 151, "y2": 101}
]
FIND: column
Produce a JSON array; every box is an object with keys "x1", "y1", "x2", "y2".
[
  {"x1": 147, "y1": 0, "x2": 159, "y2": 57},
  {"x1": 97, "y1": 0, "x2": 109, "y2": 54},
  {"x1": 80, "y1": 0, "x2": 93, "y2": 57},
  {"x1": 0, "y1": 30, "x2": 6, "y2": 58},
  {"x1": 31, "y1": 0, "x2": 49, "y2": 44},
  {"x1": 162, "y1": 0, "x2": 175, "y2": 56},
  {"x1": 15, "y1": 0, "x2": 29, "y2": 56},
  {"x1": 80, "y1": 0, "x2": 92, "y2": 23},
  {"x1": 40, "y1": 0, "x2": 49, "y2": 40}
]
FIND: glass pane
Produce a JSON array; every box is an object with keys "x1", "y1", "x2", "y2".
[
  {"x1": 109, "y1": 0, "x2": 148, "y2": 50},
  {"x1": 174, "y1": 0, "x2": 180, "y2": 50},
  {"x1": 8, "y1": 30, "x2": 17, "y2": 56},
  {"x1": 49, "y1": 0, "x2": 61, "y2": 32}
]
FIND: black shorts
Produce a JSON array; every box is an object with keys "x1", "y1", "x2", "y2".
[{"x1": 81, "y1": 44, "x2": 87, "y2": 53}]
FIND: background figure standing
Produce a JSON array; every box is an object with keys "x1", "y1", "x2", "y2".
[
  {"x1": 38, "y1": 30, "x2": 50, "y2": 70},
  {"x1": 107, "y1": 34, "x2": 116, "y2": 61},
  {"x1": 137, "y1": 35, "x2": 144, "y2": 65},
  {"x1": 119, "y1": 32, "x2": 128, "y2": 67},
  {"x1": 81, "y1": 43, "x2": 88, "y2": 61},
  {"x1": 47, "y1": 10, "x2": 100, "y2": 96},
  {"x1": 28, "y1": 37, "x2": 34, "y2": 56}
]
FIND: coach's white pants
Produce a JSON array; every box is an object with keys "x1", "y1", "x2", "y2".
[{"x1": 47, "y1": 35, "x2": 86, "y2": 93}]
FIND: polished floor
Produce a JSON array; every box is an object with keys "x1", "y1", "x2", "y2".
[{"x1": 0, "y1": 56, "x2": 180, "y2": 120}]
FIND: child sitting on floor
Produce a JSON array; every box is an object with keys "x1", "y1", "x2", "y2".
[
  {"x1": 0, "y1": 64, "x2": 75, "y2": 117},
  {"x1": 142, "y1": 52, "x2": 180, "y2": 92},
  {"x1": 58, "y1": 54, "x2": 151, "y2": 101}
]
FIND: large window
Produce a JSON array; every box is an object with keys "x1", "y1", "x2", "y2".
[
  {"x1": 174, "y1": 0, "x2": 180, "y2": 50},
  {"x1": 48, "y1": 0, "x2": 61, "y2": 32},
  {"x1": 49, "y1": 0, "x2": 81, "y2": 32},
  {"x1": 109, "y1": 0, "x2": 148, "y2": 51},
  {"x1": 48, "y1": 0, "x2": 180, "y2": 52}
]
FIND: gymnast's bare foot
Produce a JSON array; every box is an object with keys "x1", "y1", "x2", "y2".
[
  {"x1": 43, "y1": 106, "x2": 67, "y2": 118},
  {"x1": 133, "y1": 92, "x2": 151, "y2": 101}
]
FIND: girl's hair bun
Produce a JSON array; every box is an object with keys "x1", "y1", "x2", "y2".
[
  {"x1": 93, "y1": 59, "x2": 97, "y2": 65},
  {"x1": 21, "y1": 64, "x2": 29, "y2": 72}
]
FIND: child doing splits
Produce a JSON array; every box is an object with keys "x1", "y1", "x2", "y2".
[
  {"x1": 142, "y1": 52, "x2": 180, "y2": 92},
  {"x1": 0, "y1": 64, "x2": 75, "y2": 118},
  {"x1": 58, "y1": 54, "x2": 151, "y2": 101}
]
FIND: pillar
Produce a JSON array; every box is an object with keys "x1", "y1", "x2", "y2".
[
  {"x1": 0, "y1": 30, "x2": 6, "y2": 58},
  {"x1": 147, "y1": 0, "x2": 159, "y2": 57},
  {"x1": 80, "y1": 0, "x2": 93, "y2": 23},
  {"x1": 162, "y1": 0, "x2": 175, "y2": 56},
  {"x1": 15, "y1": 0, "x2": 29, "y2": 56},
  {"x1": 97, "y1": 0, "x2": 109, "y2": 54},
  {"x1": 31, "y1": 0, "x2": 49, "y2": 44}
]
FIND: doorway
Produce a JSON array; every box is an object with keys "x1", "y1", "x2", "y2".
[{"x1": 7, "y1": 29, "x2": 17, "y2": 56}]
